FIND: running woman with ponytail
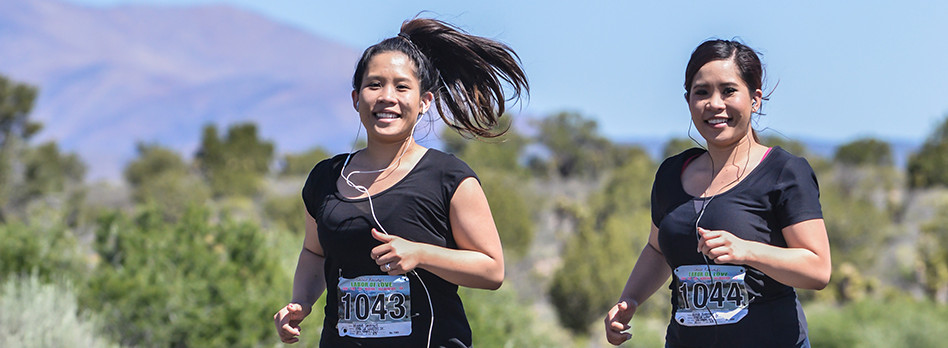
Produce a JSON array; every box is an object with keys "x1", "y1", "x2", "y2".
[
  {"x1": 604, "y1": 40, "x2": 831, "y2": 347},
  {"x1": 273, "y1": 18, "x2": 528, "y2": 347}
]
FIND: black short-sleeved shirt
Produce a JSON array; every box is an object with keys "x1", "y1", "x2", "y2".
[
  {"x1": 651, "y1": 147, "x2": 822, "y2": 348},
  {"x1": 301, "y1": 149, "x2": 477, "y2": 348}
]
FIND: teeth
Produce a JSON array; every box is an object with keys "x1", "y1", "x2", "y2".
[
  {"x1": 375, "y1": 112, "x2": 400, "y2": 119},
  {"x1": 708, "y1": 118, "x2": 728, "y2": 125}
]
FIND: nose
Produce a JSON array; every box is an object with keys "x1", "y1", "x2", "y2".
[
  {"x1": 377, "y1": 86, "x2": 397, "y2": 104},
  {"x1": 706, "y1": 92, "x2": 725, "y2": 110}
]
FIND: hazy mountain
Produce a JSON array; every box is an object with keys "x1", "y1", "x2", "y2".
[{"x1": 0, "y1": 0, "x2": 362, "y2": 180}]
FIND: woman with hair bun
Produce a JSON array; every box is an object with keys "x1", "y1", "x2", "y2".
[
  {"x1": 604, "y1": 39, "x2": 831, "y2": 347},
  {"x1": 273, "y1": 18, "x2": 527, "y2": 347}
]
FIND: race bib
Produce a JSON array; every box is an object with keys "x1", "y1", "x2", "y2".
[
  {"x1": 674, "y1": 265, "x2": 749, "y2": 327},
  {"x1": 337, "y1": 275, "x2": 411, "y2": 338}
]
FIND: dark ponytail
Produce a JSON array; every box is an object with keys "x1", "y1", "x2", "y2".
[{"x1": 352, "y1": 18, "x2": 528, "y2": 138}]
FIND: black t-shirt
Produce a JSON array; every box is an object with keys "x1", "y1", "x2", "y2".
[
  {"x1": 301, "y1": 149, "x2": 477, "y2": 348},
  {"x1": 651, "y1": 147, "x2": 822, "y2": 348}
]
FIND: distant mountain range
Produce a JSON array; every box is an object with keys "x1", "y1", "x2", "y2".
[{"x1": 0, "y1": 0, "x2": 362, "y2": 180}]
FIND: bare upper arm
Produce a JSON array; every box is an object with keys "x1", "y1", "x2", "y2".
[
  {"x1": 448, "y1": 177, "x2": 504, "y2": 261},
  {"x1": 782, "y1": 218, "x2": 830, "y2": 260},
  {"x1": 647, "y1": 223, "x2": 662, "y2": 255},
  {"x1": 780, "y1": 218, "x2": 832, "y2": 288}
]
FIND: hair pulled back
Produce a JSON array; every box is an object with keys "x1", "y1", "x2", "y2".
[
  {"x1": 684, "y1": 39, "x2": 765, "y2": 102},
  {"x1": 351, "y1": 18, "x2": 529, "y2": 138}
]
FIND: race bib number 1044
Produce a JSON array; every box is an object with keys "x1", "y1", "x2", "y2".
[{"x1": 674, "y1": 265, "x2": 749, "y2": 327}]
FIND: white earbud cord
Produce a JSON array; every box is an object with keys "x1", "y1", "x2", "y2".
[
  {"x1": 339, "y1": 115, "x2": 434, "y2": 348},
  {"x1": 692, "y1": 141, "x2": 752, "y2": 346}
]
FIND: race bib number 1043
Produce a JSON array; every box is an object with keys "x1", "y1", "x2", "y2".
[{"x1": 337, "y1": 275, "x2": 411, "y2": 338}]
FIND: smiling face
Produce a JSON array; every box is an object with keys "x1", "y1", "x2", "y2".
[
  {"x1": 351, "y1": 51, "x2": 433, "y2": 145},
  {"x1": 687, "y1": 59, "x2": 763, "y2": 148}
]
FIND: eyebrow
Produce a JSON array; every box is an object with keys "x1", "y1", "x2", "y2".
[
  {"x1": 692, "y1": 81, "x2": 741, "y2": 89},
  {"x1": 362, "y1": 74, "x2": 415, "y2": 83}
]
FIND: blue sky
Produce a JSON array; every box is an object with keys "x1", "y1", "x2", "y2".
[{"x1": 68, "y1": 0, "x2": 948, "y2": 144}]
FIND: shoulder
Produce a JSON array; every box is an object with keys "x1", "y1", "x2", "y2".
[
  {"x1": 766, "y1": 147, "x2": 817, "y2": 179},
  {"x1": 301, "y1": 153, "x2": 348, "y2": 219},
  {"x1": 302, "y1": 153, "x2": 348, "y2": 198},
  {"x1": 423, "y1": 148, "x2": 477, "y2": 178},
  {"x1": 421, "y1": 149, "x2": 479, "y2": 199},
  {"x1": 305, "y1": 153, "x2": 349, "y2": 182},
  {"x1": 424, "y1": 148, "x2": 469, "y2": 166},
  {"x1": 656, "y1": 147, "x2": 706, "y2": 179}
]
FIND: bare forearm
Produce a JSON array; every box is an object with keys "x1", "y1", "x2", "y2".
[
  {"x1": 742, "y1": 243, "x2": 830, "y2": 290},
  {"x1": 619, "y1": 244, "x2": 671, "y2": 305},
  {"x1": 416, "y1": 244, "x2": 503, "y2": 290},
  {"x1": 291, "y1": 248, "x2": 327, "y2": 311}
]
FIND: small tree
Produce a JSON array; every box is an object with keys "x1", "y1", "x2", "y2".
[
  {"x1": 124, "y1": 143, "x2": 208, "y2": 220},
  {"x1": 535, "y1": 112, "x2": 617, "y2": 178},
  {"x1": 662, "y1": 137, "x2": 700, "y2": 159},
  {"x1": 548, "y1": 149, "x2": 657, "y2": 333},
  {"x1": 195, "y1": 123, "x2": 274, "y2": 197},
  {"x1": 834, "y1": 138, "x2": 893, "y2": 167},
  {"x1": 280, "y1": 147, "x2": 329, "y2": 177},
  {"x1": 83, "y1": 207, "x2": 288, "y2": 347},
  {"x1": 0, "y1": 75, "x2": 41, "y2": 222},
  {"x1": 907, "y1": 115, "x2": 948, "y2": 188}
]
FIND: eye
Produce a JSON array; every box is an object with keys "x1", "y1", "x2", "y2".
[
  {"x1": 692, "y1": 89, "x2": 709, "y2": 97},
  {"x1": 396, "y1": 84, "x2": 410, "y2": 91},
  {"x1": 365, "y1": 82, "x2": 381, "y2": 89},
  {"x1": 723, "y1": 87, "x2": 738, "y2": 95}
]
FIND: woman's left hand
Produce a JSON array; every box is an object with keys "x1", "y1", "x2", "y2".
[
  {"x1": 697, "y1": 227, "x2": 756, "y2": 264},
  {"x1": 370, "y1": 228, "x2": 424, "y2": 275}
]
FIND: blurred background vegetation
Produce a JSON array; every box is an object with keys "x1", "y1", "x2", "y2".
[{"x1": 3, "y1": 73, "x2": 948, "y2": 347}]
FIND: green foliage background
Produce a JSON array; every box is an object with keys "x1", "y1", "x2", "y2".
[{"x1": 4, "y1": 73, "x2": 948, "y2": 347}]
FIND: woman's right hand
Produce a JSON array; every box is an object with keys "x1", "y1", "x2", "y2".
[
  {"x1": 274, "y1": 303, "x2": 309, "y2": 344},
  {"x1": 604, "y1": 299, "x2": 638, "y2": 346}
]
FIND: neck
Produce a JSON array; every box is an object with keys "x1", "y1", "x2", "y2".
[
  {"x1": 705, "y1": 135, "x2": 761, "y2": 173},
  {"x1": 359, "y1": 136, "x2": 420, "y2": 169}
]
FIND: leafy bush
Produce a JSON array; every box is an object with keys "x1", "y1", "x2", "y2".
[
  {"x1": 908, "y1": 115, "x2": 948, "y2": 188},
  {"x1": 81, "y1": 207, "x2": 289, "y2": 347},
  {"x1": 461, "y1": 287, "x2": 571, "y2": 348},
  {"x1": 280, "y1": 147, "x2": 329, "y2": 177},
  {"x1": 808, "y1": 298, "x2": 948, "y2": 348},
  {"x1": 549, "y1": 150, "x2": 657, "y2": 333},
  {"x1": 478, "y1": 170, "x2": 536, "y2": 260},
  {"x1": 0, "y1": 274, "x2": 116, "y2": 348},
  {"x1": 196, "y1": 123, "x2": 275, "y2": 197},
  {"x1": 0, "y1": 219, "x2": 85, "y2": 282},
  {"x1": 263, "y1": 193, "x2": 306, "y2": 235},
  {"x1": 834, "y1": 137, "x2": 893, "y2": 167}
]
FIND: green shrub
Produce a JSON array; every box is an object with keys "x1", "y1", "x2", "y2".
[
  {"x1": 0, "y1": 274, "x2": 116, "y2": 348},
  {"x1": 461, "y1": 287, "x2": 571, "y2": 348},
  {"x1": 0, "y1": 219, "x2": 85, "y2": 282},
  {"x1": 81, "y1": 207, "x2": 289, "y2": 347},
  {"x1": 808, "y1": 298, "x2": 948, "y2": 348}
]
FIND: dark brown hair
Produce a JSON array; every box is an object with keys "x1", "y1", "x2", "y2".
[
  {"x1": 684, "y1": 39, "x2": 765, "y2": 102},
  {"x1": 352, "y1": 18, "x2": 529, "y2": 138},
  {"x1": 684, "y1": 39, "x2": 768, "y2": 141}
]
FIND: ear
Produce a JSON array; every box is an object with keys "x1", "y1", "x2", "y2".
[
  {"x1": 420, "y1": 91, "x2": 434, "y2": 114},
  {"x1": 351, "y1": 90, "x2": 359, "y2": 112},
  {"x1": 752, "y1": 89, "x2": 763, "y2": 112}
]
